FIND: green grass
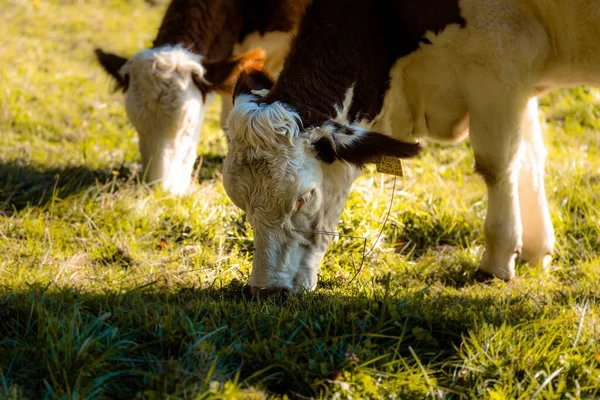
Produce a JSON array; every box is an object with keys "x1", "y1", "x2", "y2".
[{"x1": 1, "y1": 1, "x2": 599, "y2": 398}]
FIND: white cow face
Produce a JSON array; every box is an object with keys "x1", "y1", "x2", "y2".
[
  {"x1": 223, "y1": 71, "x2": 421, "y2": 297},
  {"x1": 96, "y1": 45, "x2": 266, "y2": 194},
  {"x1": 120, "y1": 46, "x2": 210, "y2": 194}
]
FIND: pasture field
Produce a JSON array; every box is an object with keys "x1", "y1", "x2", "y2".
[{"x1": 1, "y1": 0, "x2": 599, "y2": 398}]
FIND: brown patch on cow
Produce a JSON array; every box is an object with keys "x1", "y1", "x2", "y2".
[
  {"x1": 203, "y1": 48, "x2": 267, "y2": 95},
  {"x1": 154, "y1": 0, "x2": 238, "y2": 58},
  {"x1": 237, "y1": 0, "x2": 311, "y2": 42},
  {"x1": 296, "y1": 107, "x2": 330, "y2": 128},
  {"x1": 153, "y1": 0, "x2": 310, "y2": 61},
  {"x1": 335, "y1": 131, "x2": 421, "y2": 167},
  {"x1": 233, "y1": 67, "x2": 275, "y2": 100},
  {"x1": 312, "y1": 135, "x2": 338, "y2": 164},
  {"x1": 97, "y1": 0, "x2": 308, "y2": 92},
  {"x1": 312, "y1": 126, "x2": 422, "y2": 167},
  {"x1": 259, "y1": 0, "x2": 465, "y2": 128}
]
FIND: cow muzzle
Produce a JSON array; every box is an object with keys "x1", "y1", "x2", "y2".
[{"x1": 250, "y1": 286, "x2": 289, "y2": 299}]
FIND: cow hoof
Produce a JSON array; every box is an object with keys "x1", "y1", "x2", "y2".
[
  {"x1": 532, "y1": 253, "x2": 553, "y2": 271},
  {"x1": 478, "y1": 252, "x2": 517, "y2": 281},
  {"x1": 521, "y1": 249, "x2": 554, "y2": 270},
  {"x1": 541, "y1": 254, "x2": 552, "y2": 270}
]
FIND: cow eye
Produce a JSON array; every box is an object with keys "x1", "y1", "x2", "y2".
[{"x1": 296, "y1": 190, "x2": 314, "y2": 211}]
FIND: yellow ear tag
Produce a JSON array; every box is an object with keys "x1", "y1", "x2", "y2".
[
  {"x1": 375, "y1": 155, "x2": 404, "y2": 177},
  {"x1": 251, "y1": 89, "x2": 270, "y2": 97}
]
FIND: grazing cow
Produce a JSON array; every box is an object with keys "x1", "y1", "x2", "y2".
[
  {"x1": 95, "y1": 0, "x2": 308, "y2": 194},
  {"x1": 223, "y1": 0, "x2": 600, "y2": 296}
]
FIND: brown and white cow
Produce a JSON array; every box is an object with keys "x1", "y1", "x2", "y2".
[
  {"x1": 222, "y1": 0, "x2": 600, "y2": 296},
  {"x1": 95, "y1": 0, "x2": 308, "y2": 194}
]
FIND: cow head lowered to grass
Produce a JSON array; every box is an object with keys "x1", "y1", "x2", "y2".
[
  {"x1": 223, "y1": 69, "x2": 420, "y2": 297},
  {"x1": 96, "y1": 46, "x2": 265, "y2": 194},
  {"x1": 225, "y1": 0, "x2": 600, "y2": 296}
]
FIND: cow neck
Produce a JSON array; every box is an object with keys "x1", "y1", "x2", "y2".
[
  {"x1": 153, "y1": 0, "x2": 240, "y2": 60},
  {"x1": 264, "y1": 0, "x2": 466, "y2": 128},
  {"x1": 264, "y1": 0, "x2": 380, "y2": 127}
]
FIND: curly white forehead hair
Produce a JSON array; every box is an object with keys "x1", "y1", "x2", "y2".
[
  {"x1": 225, "y1": 92, "x2": 307, "y2": 159},
  {"x1": 120, "y1": 45, "x2": 208, "y2": 92}
]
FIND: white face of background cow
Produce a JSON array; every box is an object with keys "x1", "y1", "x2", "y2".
[
  {"x1": 120, "y1": 46, "x2": 210, "y2": 194},
  {"x1": 223, "y1": 71, "x2": 420, "y2": 297},
  {"x1": 95, "y1": 45, "x2": 265, "y2": 194}
]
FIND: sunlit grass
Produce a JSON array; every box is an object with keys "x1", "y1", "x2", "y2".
[{"x1": 0, "y1": 0, "x2": 599, "y2": 398}]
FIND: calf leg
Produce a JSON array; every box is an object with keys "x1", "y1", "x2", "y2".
[
  {"x1": 469, "y1": 93, "x2": 529, "y2": 281},
  {"x1": 517, "y1": 97, "x2": 554, "y2": 268}
]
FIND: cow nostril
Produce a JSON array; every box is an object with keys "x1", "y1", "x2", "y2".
[{"x1": 250, "y1": 286, "x2": 288, "y2": 299}]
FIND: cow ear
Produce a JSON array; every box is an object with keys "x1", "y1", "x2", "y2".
[
  {"x1": 232, "y1": 67, "x2": 275, "y2": 103},
  {"x1": 312, "y1": 122, "x2": 422, "y2": 166},
  {"x1": 94, "y1": 48, "x2": 130, "y2": 92},
  {"x1": 202, "y1": 48, "x2": 267, "y2": 95}
]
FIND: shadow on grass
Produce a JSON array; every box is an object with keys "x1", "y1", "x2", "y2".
[
  {"x1": 0, "y1": 161, "x2": 138, "y2": 212},
  {"x1": 0, "y1": 153, "x2": 225, "y2": 213},
  {"x1": 193, "y1": 152, "x2": 225, "y2": 181},
  {"x1": 1, "y1": 279, "x2": 593, "y2": 399}
]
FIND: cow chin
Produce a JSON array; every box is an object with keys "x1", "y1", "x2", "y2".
[
  {"x1": 127, "y1": 91, "x2": 213, "y2": 195},
  {"x1": 249, "y1": 233, "x2": 338, "y2": 298},
  {"x1": 249, "y1": 209, "x2": 339, "y2": 295},
  {"x1": 248, "y1": 227, "x2": 320, "y2": 295},
  {"x1": 247, "y1": 205, "x2": 348, "y2": 297}
]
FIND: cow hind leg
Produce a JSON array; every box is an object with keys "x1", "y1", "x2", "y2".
[{"x1": 517, "y1": 97, "x2": 555, "y2": 269}]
